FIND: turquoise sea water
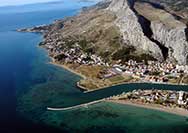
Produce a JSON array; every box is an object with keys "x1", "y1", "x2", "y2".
[
  {"x1": 0, "y1": 0, "x2": 188, "y2": 132},
  {"x1": 42, "y1": 102, "x2": 188, "y2": 132}
]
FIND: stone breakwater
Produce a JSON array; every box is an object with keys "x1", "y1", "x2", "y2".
[{"x1": 47, "y1": 99, "x2": 104, "y2": 111}]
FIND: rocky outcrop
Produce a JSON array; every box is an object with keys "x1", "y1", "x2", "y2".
[
  {"x1": 107, "y1": 0, "x2": 164, "y2": 61},
  {"x1": 151, "y1": 22, "x2": 188, "y2": 65},
  {"x1": 107, "y1": 0, "x2": 188, "y2": 65},
  {"x1": 135, "y1": 2, "x2": 188, "y2": 64}
]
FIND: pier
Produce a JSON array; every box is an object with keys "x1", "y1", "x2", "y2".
[{"x1": 47, "y1": 99, "x2": 104, "y2": 111}]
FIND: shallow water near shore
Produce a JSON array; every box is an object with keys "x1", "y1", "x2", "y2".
[
  {"x1": 42, "y1": 102, "x2": 188, "y2": 133},
  {"x1": 0, "y1": 0, "x2": 188, "y2": 132}
]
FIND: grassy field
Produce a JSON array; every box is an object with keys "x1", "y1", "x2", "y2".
[
  {"x1": 108, "y1": 75, "x2": 125, "y2": 83},
  {"x1": 182, "y1": 75, "x2": 188, "y2": 84},
  {"x1": 167, "y1": 74, "x2": 188, "y2": 85},
  {"x1": 79, "y1": 74, "x2": 133, "y2": 90},
  {"x1": 61, "y1": 63, "x2": 135, "y2": 90}
]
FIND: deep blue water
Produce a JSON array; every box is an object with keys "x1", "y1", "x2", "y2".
[
  {"x1": 0, "y1": 0, "x2": 96, "y2": 132},
  {"x1": 0, "y1": 0, "x2": 188, "y2": 132}
]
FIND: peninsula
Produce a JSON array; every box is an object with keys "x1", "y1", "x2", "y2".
[{"x1": 18, "y1": 0, "x2": 188, "y2": 91}]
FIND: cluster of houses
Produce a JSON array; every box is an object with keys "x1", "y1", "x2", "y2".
[
  {"x1": 41, "y1": 31, "x2": 188, "y2": 84},
  {"x1": 42, "y1": 32, "x2": 107, "y2": 65},
  {"x1": 54, "y1": 49, "x2": 106, "y2": 65},
  {"x1": 42, "y1": 32, "x2": 64, "y2": 55},
  {"x1": 111, "y1": 89, "x2": 188, "y2": 109},
  {"x1": 103, "y1": 60, "x2": 188, "y2": 83}
]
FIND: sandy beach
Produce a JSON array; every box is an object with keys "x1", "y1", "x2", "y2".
[
  {"x1": 108, "y1": 100, "x2": 188, "y2": 117},
  {"x1": 49, "y1": 61, "x2": 86, "y2": 79},
  {"x1": 49, "y1": 61, "x2": 188, "y2": 117}
]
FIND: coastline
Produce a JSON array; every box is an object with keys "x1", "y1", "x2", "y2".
[
  {"x1": 17, "y1": 2, "x2": 188, "y2": 93},
  {"x1": 16, "y1": 1, "x2": 188, "y2": 118},
  {"x1": 49, "y1": 61, "x2": 140, "y2": 92},
  {"x1": 49, "y1": 60, "x2": 188, "y2": 93},
  {"x1": 48, "y1": 60, "x2": 188, "y2": 117},
  {"x1": 47, "y1": 54, "x2": 188, "y2": 93},
  {"x1": 24, "y1": 32, "x2": 188, "y2": 120},
  {"x1": 49, "y1": 61, "x2": 86, "y2": 79},
  {"x1": 108, "y1": 100, "x2": 188, "y2": 117}
]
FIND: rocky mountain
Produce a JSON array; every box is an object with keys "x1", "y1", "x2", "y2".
[
  {"x1": 108, "y1": 0, "x2": 164, "y2": 61},
  {"x1": 107, "y1": 0, "x2": 188, "y2": 64},
  {"x1": 21, "y1": 0, "x2": 188, "y2": 65},
  {"x1": 137, "y1": 0, "x2": 188, "y2": 19}
]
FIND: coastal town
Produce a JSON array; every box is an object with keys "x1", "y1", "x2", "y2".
[
  {"x1": 108, "y1": 89, "x2": 188, "y2": 111},
  {"x1": 104, "y1": 60, "x2": 188, "y2": 84},
  {"x1": 40, "y1": 30, "x2": 188, "y2": 89},
  {"x1": 10, "y1": 0, "x2": 188, "y2": 132},
  {"x1": 18, "y1": 24, "x2": 188, "y2": 91}
]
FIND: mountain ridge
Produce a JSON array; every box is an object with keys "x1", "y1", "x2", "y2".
[
  {"x1": 107, "y1": 0, "x2": 188, "y2": 64},
  {"x1": 19, "y1": 0, "x2": 188, "y2": 65}
]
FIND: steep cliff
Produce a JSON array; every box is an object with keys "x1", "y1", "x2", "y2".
[
  {"x1": 107, "y1": 0, "x2": 188, "y2": 64},
  {"x1": 137, "y1": 0, "x2": 188, "y2": 20},
  {"x1": 108, "y1": 0, "x2": 164, "y2": 61},
  {"x1": 134, "y1": 2, "x2": 188, "y2": 64}
]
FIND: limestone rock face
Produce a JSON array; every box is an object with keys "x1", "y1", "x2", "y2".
[
  {"x1": 107, "y1": 0, "x2": 164, "y2": 61},
  {"x1": 134, "y1": 2, "x2": 188, "y2": 65},
  {"x1": 151, "y1": 22, "x2": 188, "y2": 64},
  {"x1": 106, "y1": 0, "x2": 188, "y2": 64}
]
